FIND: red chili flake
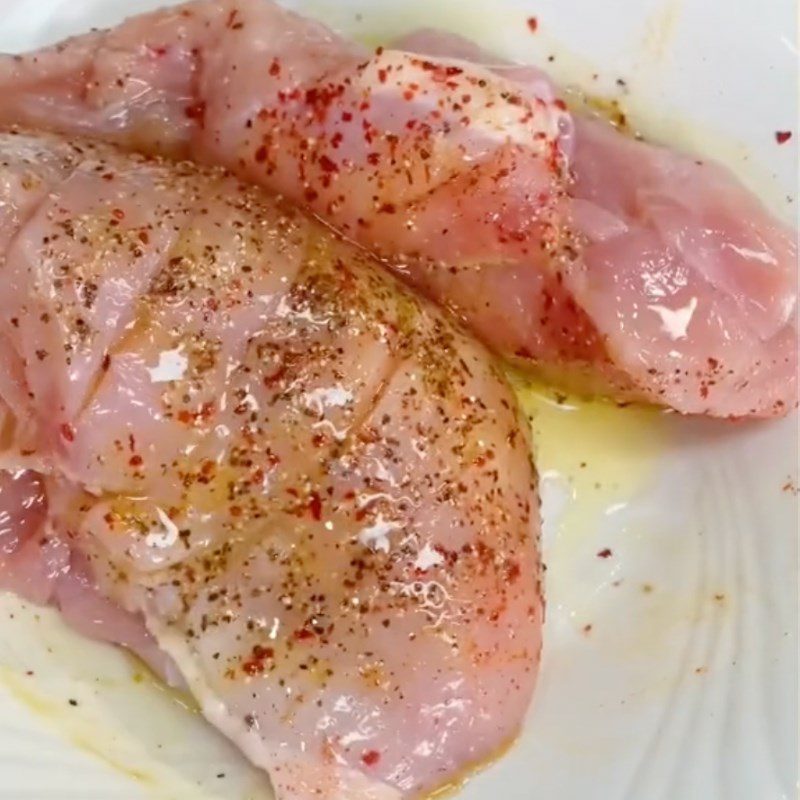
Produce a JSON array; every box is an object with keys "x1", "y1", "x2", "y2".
[
  {"x1": 268, "y1": 58, "x2": 281, "y2": 77},
  {"x1": 60, "y1": 423, "x2": 75, "y2": 443},
  {"x1": 242, "y1": 644, "x2": 274, "y2": 675},
  {"x1": 111, "y1": 208, "x2": 125, "y2": 221},
  {"x1": 230, "y1": 505, "x2": 243, "y2": 518},
  {"x1": 527, "y1": 17, "x2": 539, "y2": 32},
  {"x1": 361, "y1": 750, "x2": 381, "y2": 767},
  {"x1": 254, "y1": 145, "x2": 268, "y2": 163},
  {"x1": 184, "y1": 101, "x2": 206, "y2": 122},
  {"x1": 138, "y1": 230, "x2": 149, "y2": 245},
  {"x1": 597, "y1": 548, "x2": 612, "y2": 558},
  {"x1": 775, "y1": 131, "x2": 792, "y2": 144},
  {"x1": 262, "y1": 366, "x2": 286, "y2": 390},
  {"x1": 293, "y1": 628, "x2": 315, "y2": 641},
  {"x1": 377, "y1": 68, "x2": 388, "y2": 84},
  {"x1": 378, "y1": 202, "x2": 397, "y2": 214},
  {"x1": 318, "y1": 154, "x2": 338, "y2": 173},
  {"x1": 403, "y1": 90, "x2": 415, "y2": 101},
  {"x1": 304, "y1": 188, "x2": 319, "y2": 203},
  {"x1": 505, "y1": 561, "x2": 521, "y2": 582},
  {"x1": 242, "y1": 660, "x2": 262, "y2": 676},
  {"x1": 308, "y1": 492, "x2": 322, "y2": 521},
  {"x1": 129, "y1": 455, "x2": 143, "y2": 467},
  {"x1": 553, "y1": 98, "x2": 567, "y2": 111},
  {"x1": 341, "y1": 111, "x2": 353, "y2": 122},
  {"x1": 331, "y1": 131, "x2": 344, "y2": 148}
]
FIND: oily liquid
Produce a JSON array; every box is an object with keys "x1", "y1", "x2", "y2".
[{"x1": 510, "y1": 374, "x2": 666, "y2": 554}]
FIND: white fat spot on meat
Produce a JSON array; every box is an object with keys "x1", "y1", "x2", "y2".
[
  {"x1": 647, "y1": 296, "x2": 698, "y2": 340},
  {"x1": 147, "y1": 347, "x2": 188, "y2": 383},
  {"x1": 145, "y1": 507, "x2": 179, "y2": 549},
  {"x1": 413, "y1": 543, "x2": 443, "y2": 571},
  {"x1": 303, "y1": 385, "x2": 353, "y2": 415},
  {"x1": 358, "y1": 515, "x2": 400, "y2": 554}
]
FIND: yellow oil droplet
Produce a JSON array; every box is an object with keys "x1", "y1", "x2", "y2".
[
  {"x1": 425, "y1": 733, "x2": 517, "y2": 799},
  {"x1": 508, "y1": 372, "x2": 667, "y2": 555},
  {"x1": 0, "y1": 666, "x2": 155, "y2": 785}
]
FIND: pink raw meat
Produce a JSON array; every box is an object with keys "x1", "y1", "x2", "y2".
[
  {"x1": 0, "y1": 0, "x2": 794, "y2": 417},
  {"x1": 0, "y1": 129, "x2": 541, "y2": 800}
]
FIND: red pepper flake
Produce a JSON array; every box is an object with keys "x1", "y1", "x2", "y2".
[
  {"x1": 242, "y1": 644, "x2": 274, "y2": 675},
  {"x1": 184, "y1": 101, "x2": 206, "y2": 122},
  {"x1": 254, "y1": 145, "x2": 268, "y2": 163},
  {"x1": 378, "y1": 202, "x2": 397, "y2": 214},
  {"x1": 775, "y1": 130, "x2": 792, "y2": 144},
  {"x1": 129, "y1": 455, "x2": 143, "y2": 468},
  {"x1": 268, "y1": 58, "x2": 281, "y2": 77},
  {"x1": 527, "y1": 17, "x2": 539, "y2": 32},
  {"x1": 263, "y1": 365, "x2": 286, "y2": 388},
  {"x1": 318, "y1": 154, "x2": 338, "y2": 173},
  {"x1": 361, "y1": 750, "x2": 381, "y2": 767},
  {"x1": 60, "y1": 423, "x2": 75, "y2": 443},
  {"x1": 111, "y1": 208, "x2": 125, "y2": 221},
  {"x1": 304, "y1": 188, "x2": 319, "y2": 203},
  {"x1": 308, "y1": 492, "x2": 322, "y2": 521},
  {"x1": 553, "y1": 98, "x2": 567, "y2": 111},
  {"x1": 293, "y1": 628, "x2": 315, "y2": 641},
  {"x1": 597, "y1": 548, "x2": 613, "y2": 558},
  {"x1": 377, "y1": 68, "x2": 388, "y2": 84}
]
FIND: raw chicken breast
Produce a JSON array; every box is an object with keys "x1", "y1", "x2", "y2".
[
  {"x1": 0, "y1": 0, "x2": 795, "y2": 417},
  {"x1": 0, "y1": 420, "x2": 181, "y2": 682},
  {"x1": 0, "y1": 130, "x2": 541, "y2": 799}
]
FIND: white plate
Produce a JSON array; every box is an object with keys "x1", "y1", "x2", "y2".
[{"x1": 0, "y1": 2, "x2": 796, "y2": 798}]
